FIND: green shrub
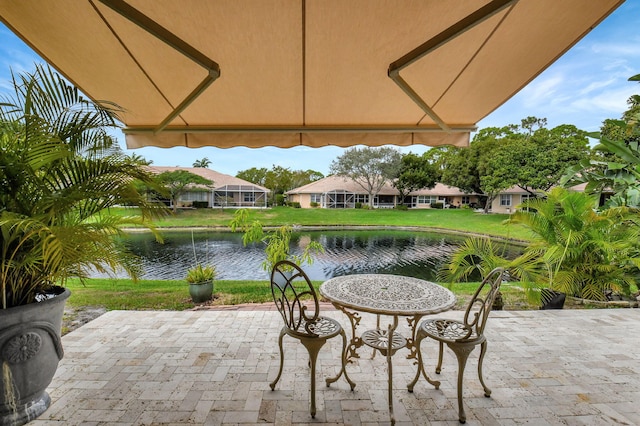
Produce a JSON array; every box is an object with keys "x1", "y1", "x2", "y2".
[
  {"x1": 310, "y1": 201, "x2": 319, "y2": 207},
  {"x1": 192, "y1": 201, "x2": 209, "y2": 209},
  {"x1": 355, "y1": 202, "x2": 362, "y2": 209},
  {"x1": 432, "y1": 202, "x2": 444, "y2": 209},
  {"x1": 395, "y1": 204, "x2": 409, "y2": 211},
  {"x1": 275, "y1": 194, "x2": 285, "y2": 206},
  {"x1": 287, "y1": 202, "x2": 301, "y2": 208}
]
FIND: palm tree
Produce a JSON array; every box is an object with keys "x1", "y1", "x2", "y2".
[
  {"x1": 0, "y1": 65, "x2": 167, "y2": 309},
  {"x1": 443, "y1": 187, "x2": 640, "y2": 302},
  {"x1": 193, "y1": 157, "x2": 211, "y2": 168},
  {"x1": 508, "y1": 187, "x2": 639, "y2": 301}
]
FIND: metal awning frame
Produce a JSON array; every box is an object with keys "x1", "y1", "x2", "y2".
[{"x1": 96, "y1": 0, "x2": 522, "y2": 138}]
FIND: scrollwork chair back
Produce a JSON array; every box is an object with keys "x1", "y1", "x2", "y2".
[{"x1": 271, "y1": 260, "x2": 320, "y2": 337}]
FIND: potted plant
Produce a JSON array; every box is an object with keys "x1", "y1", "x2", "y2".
[
  {"x1": 1, "y1": 65, "x2": 167, "y2": 425},
  {"x1": 186, "y1": 264, "x2": 216, "y2": 303},
  {"x1": 441, "y1": 187, "x2": 639, "y2": 309}
]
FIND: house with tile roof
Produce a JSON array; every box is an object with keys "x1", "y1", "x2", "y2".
[
  {"x1": 286, "y1": 175, "x2": 479, "y2": 209},
  {"x1": 488, "y1": 183, "x2": 611, "y2": 214},
  {"x1": 148, "y1": 166, "x2": 270, "y2": 208}
]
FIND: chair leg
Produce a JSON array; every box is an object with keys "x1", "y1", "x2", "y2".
[
  {"x1": 269, "y1": 328, "x2": 286, "y2": 390},
  {"x1": 407, "y1": 331, "x2": 441, "y2": 392},
  {"x1": 326, "y1": 329, "x2": 356, "y2": 390},
  {"x1": 435, "y1": 341, "x2": 444, "y2": 374},
  {"x1": 387, "y1": 334, "x2": 395, "y2": 426},
  {"x1": 448, "y1": 343, "x2": 475, "y2": 424},
  {"x1": 302, "y1": 339, "x2": 326, "y2": 418},
  {"x1": 478, "y1": 341, "x2": 491, "y2": 397}
]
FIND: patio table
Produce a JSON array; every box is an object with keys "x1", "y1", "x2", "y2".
[{"x1": 319, "y1": 274, "x2": 456, "y2": 387}]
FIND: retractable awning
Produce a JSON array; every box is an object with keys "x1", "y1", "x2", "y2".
[{"x1": 0, "y1": 0, "x2": 623, "y2": 149}]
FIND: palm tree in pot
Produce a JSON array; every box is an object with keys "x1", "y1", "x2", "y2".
[
  {"x1": 0, "y1": 65, "x2": 167, "y2": 425},
  {"x1": 442, "y1": 188, "x2": 639, "y2": 309}
]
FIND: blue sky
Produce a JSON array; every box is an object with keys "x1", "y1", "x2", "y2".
[{"x1": 1, "y1": 2, "x2": 639, "y2": 176}]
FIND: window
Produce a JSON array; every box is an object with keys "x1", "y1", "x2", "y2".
[
  {"x1": 310, "y1": 193, "x2": 322, "y2": 203},
  {"x1": 461, "y1": 196, "x2": 470, "y2": 205},
  {"x1": 244, "y1": 193, "x2": 255, "y2": 202},
  {"x1": 500, "y1": 194, "x2": 512, "y2": 206},
  {"x1": 417, "y1": 195, "x2": 438, "y2": 204},
  {"x1": 181, "y1": 191, "x2": 208, "y2": 201},
  {"x1": 354, "y1": 194, "x2": 369, "y2": 204}
]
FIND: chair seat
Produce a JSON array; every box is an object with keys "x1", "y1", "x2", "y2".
[
  {"x1": 362, "y1": 328, "x2": 407, "y2": 355},
  {"x1": 288, "y1": 316, "x2": 342, "y2": 339},
  {"x1": 420, "y1": 318, "x2": 480, "y2": 343}
]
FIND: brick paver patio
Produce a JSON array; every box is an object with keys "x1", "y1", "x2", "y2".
[{"x1": 32, "y1": 309, "x2": 640, "y2": 425}]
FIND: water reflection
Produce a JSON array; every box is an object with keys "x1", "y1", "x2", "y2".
[{"x1": 112, "y1": 230, "x2": 520, "y2": 281}]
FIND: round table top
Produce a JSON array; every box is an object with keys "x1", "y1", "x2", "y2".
[{"x1": 319, "y1": 274, "x2": 456, "y2": 316}]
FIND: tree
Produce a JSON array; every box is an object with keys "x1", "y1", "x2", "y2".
[
  {"x1": 563, "y1": 75, "x2": 640, "y2": 207},
  {"x1": 508, "y1": 188, "x2": 639, "y2": 301},
  {"x1": 156, "y1": 170, "x2": 212, "y2": 212},
  {"x1": 236, "y1": 167, "x2": 268, "y2": 186},
  {"x1": 440, "y1": 128, "x2": 507, "y2": 211},
  {"x1": 193, "y1": 157, "x2": 211, "y2": 168},
  {"x1": 129, "y1": 153, "x2": 153, "y2": 165},
  {"x1": 441, "y1": 118, "x2": 589, "y2": 212},
  {"x1": 422, "y1": 145, "x2": 457, "y2": 180},
  {"x1": 513, "y1": 124, "x2": 588, "y2": 192},
  {"x1": 329, "y1": 147, "x2": 402, "y2": 208},
  {"x1": 265, "y1": 166, "x2": 294, "y2": 205},
  {"x1": 393, "y1": 153, "x2": 438, "y2": 204},
  {"x1": 290, "y1": 169, "x2": 324, "y2": 189},
  {"x1": 442, "y1": 188, "x2": 640, "y2": 303}
]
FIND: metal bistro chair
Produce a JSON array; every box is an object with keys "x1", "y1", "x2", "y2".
[
  {"x1": 408, "y1": 267, "x2": 505, "y2": 423},
  {"x1": 269, "y1": 260, "x2": 355, "y2": 418}
]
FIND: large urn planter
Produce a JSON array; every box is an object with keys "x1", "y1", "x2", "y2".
[{"x1": 0, "y1": 288, "x2": 70, "y2": 426}]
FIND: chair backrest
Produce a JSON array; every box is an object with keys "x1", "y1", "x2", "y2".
[
  {"x1": 462, "y1": 267, "x2": 505, "y2": 338},
  {"x1": 270, "y1": 260, "x2": 320, "y2": 336}
]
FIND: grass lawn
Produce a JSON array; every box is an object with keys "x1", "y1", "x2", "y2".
[
  {"x1": 65, "y1": 277, "x2": 538, "y2": 312},
  {"x1": 115, "y1": 206, "x2": 534, "y2": 241}
]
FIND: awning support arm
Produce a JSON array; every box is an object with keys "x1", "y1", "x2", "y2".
[
  {"x1": 99, "y1": 0, "x2": 220, "y2": 134},
  {"x1": 388, "y1": 0, "x2": 518, "y2": 132}
]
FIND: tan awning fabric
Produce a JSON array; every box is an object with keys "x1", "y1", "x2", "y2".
[{"x1": 0, "y1": 0, "x2": 623, "y2": 149}]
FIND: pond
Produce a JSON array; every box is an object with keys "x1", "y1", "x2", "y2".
[{"x1": 108, "y1": 229, "x2": 522, "y2": 281}]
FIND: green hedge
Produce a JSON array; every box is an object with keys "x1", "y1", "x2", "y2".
[{"x1": 192, "y1": 201, "x2": 209, "y2": 209}]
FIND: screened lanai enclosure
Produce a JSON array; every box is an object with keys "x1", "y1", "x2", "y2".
[{"x1": 213, "y1": 184, "x2": 268, "y2": 208}]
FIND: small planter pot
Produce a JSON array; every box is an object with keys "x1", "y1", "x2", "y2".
[
  {"x1": 189, "y1": 281, "x2": 213, "y2": 303},
  {"x1": 540, "y1": 289, "x2": 565, "y2": 310}
]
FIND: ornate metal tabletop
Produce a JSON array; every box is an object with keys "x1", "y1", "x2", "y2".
[{"x1": 320, "y1": 274, "x2": 456, "y2": 316}]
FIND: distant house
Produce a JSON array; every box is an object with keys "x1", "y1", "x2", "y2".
[
  {"x1": 286, "y1": 176, "x2": 478, "y2": 209},
  {"x1": 489, "y1": 183, "x2": 611, "y2": 214},
  {"x1": 149, "y1": 166, "x2": 270, "y2": 208},
  {"x1": 408, "y1": 183, "x2": 481, "y2": 209},
  {"x1": 489, "y1": 186, "x2": 538, "y2": 214}
]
